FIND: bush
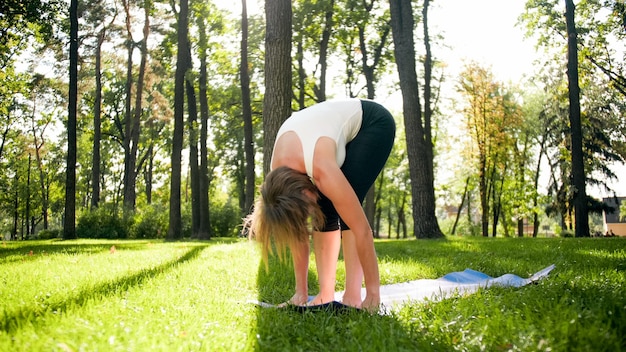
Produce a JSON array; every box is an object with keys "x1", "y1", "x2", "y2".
[
  {"x1": 76, "y1": 206, "x2": 130, "y2": 239},
  {"x1": 210, "y1": 201, "x2": 242, "y2": 237},
  {"x1": 130, "y1": 204, "x2": 168, "y2": 239},
  {"x1": 36, "y1": 229, "x2": 61, "y2": 240}
]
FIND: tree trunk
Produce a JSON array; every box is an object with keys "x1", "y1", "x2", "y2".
[
  {"x1": 263, "y1": 0, "x2": 292, "y2": 175},
  {"x1": 26, "y1": 154, "x2": 31, "y2": 236},
  {"x1": 296, "y1": 38, "x2": 306, "y2": 109},
  {"x1": 357, "y1": 2, "x2": 390, "y2": 228},
  {"x1": 241, "y1": 0, "x2": 255, "y2": 217},
  {"x1": 29, "y1": 95, "x2": 49, "y2": 230},
  {"x1": 479, "y1": 154, "x2": 489, "y2": 237},
  {"x1": 92, "y1": 28, "x2": 104, "y2": 209},
  {"x1": 451, "y1": 176, "x2": 470, "y2": 235},
  {"x1": 315, "y1": 0, "x2": 333, "y2": 102},
  {"x1": 122, "y1": 0, "x2": 134, "y2": 213},
  {"x1": 64, "y1": 0, "x2": 78, "y2": 240},
  {"x1": 372, "y1": 174, "x2": 385, "y2": 237},
  {"x1": 123, "y1": 0, "x2": 149, "y2": 213},
  {"x1": 198, "y1": 16, "x2": 212, "y2": 240},
  {"x1": 167, "y1": 0, "x2": 191, "y2": 240},
  {"x1": 565, "y1": 0, "x2": 589, "y2": 237},
  {"x1": 12, "y1": 172, "x2": 18, "y2": 241},
  {"x1": 145, "y1": 143, "x2": 153, "y2": 204},
  {"x1": 389, "y1": 0, "x2": 443, "y2": 239},
  {"x1": 186, "y1": 67, "x2": 201, "y2": 238}
]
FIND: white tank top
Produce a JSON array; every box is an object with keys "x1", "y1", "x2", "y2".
[{"x1": 272, "y1": 99, "x2": 363, "y2": 177}]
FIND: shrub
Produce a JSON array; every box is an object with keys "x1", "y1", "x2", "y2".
[
  {"x1": 76, "y1": 206, "x2": 129, "y2": 239},
  {"x1": 36, "y1": 229, "x2": 61, "y2": 240},
  {"x1": 210, "y1": 200, "x2": 241, "y2": 237},
  {"x1": 130, "y1": 204, "x2": 168, "y2": 239}
]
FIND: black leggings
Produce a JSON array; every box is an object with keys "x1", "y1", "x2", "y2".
[{"x1": 318, "y1": 100, "x2": 396, "y2": 232}]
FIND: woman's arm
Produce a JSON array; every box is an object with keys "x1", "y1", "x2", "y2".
[{"x1": 286, "y1": 239, "x2": 310, "y2": 306}]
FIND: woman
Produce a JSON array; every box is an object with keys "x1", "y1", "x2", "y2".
[{"x1": 247, "y1": 98, "x2": 395, "y2": 311}]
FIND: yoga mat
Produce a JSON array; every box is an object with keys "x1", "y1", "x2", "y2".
[{"x1": 251, "y1": 264, "x2": 555, "y2": 313}]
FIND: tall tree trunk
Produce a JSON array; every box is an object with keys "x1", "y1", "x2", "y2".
[
  {"x1": 388, "y1": 0, "x2": 443, "y2": 238},
  {"x1": 565, "y1": 0, "x2": 589, "y2": 237},
  {"x1": 12, "y1": 172, "x2": 18, "y2": 241},
  {"x1": 31, "y1": 124, "x2": 49, "y2": 230},
  {"x1": 531, "y1": 137, "x2": 545, "y2": 237},
  {"x1": 123, "y1": 0, "x2": 150, "y2": 213},
  {"x1": 241, "y1": 0, "x2": 255, "y2": 216},
  {"x1": 29, "y1": 91, "x2": 50, "y2": 230},
  {"x1": 122, "y1": 0, "x2": 134, "y2": 213},
  {"x1": 197, "y1": 16, "x2": 211, "y2": 240},
  {"x1": 167, "y1": 0, "x2": 191, "y2": 240},
  {"x1": 263, "y1": 0, "x2": 292, "y2": 175},
  {"x1": 296, "y1": 38, "x2": 306, "y2": 109},
  {"x1": 64, "y1": 0, "x2": 78, "y2": 240},
  {"x1": 145, "y1": 143, "x2": 153, "y2": 204},
  {"x1": 358, "y1": 2, "x2": 390, "y2": 231},
  {"x1": 26, "y1": 154, "x2": 31, "y2": 236},
  {"x1": 479, "y1": 154, "x2": 489, "y2": 237},
  {"x1": 92, "y1": 28, "x2": 104, "y2": 209},
  {"x1": 0, "y1": 125, "x2": 10, "y2": 160},
  {"x1": 186, "y1": 68, "x2": 201, "y2": 237},
  {"x1": 315, "y1": 0, "x2": 334, "y2": 102}
]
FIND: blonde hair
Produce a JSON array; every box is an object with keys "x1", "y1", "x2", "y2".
[{"x1": 245, "y1": 166, "x2": 324, "y2": 266}]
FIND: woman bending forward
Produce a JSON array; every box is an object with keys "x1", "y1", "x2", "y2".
[{"x1": 248, "y1": 98, "x2": 395, "y2": 311}]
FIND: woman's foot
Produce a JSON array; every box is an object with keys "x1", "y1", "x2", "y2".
[{"x1": 306, "y1": 294, "x2": 334, "y2": 306}]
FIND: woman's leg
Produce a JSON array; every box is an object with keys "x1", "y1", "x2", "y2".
[
  {"x1": 340, "y1": 229, "x2": 364, "y2": 307},
  {"x1": 310, "y1": 230, "x2": 341, "y2": 304}
]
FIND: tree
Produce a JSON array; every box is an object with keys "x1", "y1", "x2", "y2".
[
  {"x1": 292, "y1": 0, "x2": 335, "y2": 107},
  {"x1": 457, "y1": 63, "x2": 523, "y2": 237},
  {"x1": 521, "y1": 0, "x2": 626, "y2": 236},
  {"x1": 64, "y1": 0, "x2": 78, "y2": 240},
  {"x1": 167, "y1": 0, "x2": 191, "y2": 240},
  {"x1": 121, "y1": 0, "x2": 151, "y2": 213},
  {"x1": 194, "y1": 1, "x2": 222, "y2": 239},
  {"x1": 388, "y1": 0, "x2": 443, "y2": 238},
  {"x1": 336, "y1": 0, "x2": 392, "y2": 232},
  {"x1": 0, "y1": 0, "x2": 60, "y2": 68},
  {"x1": 241, "y1": 0, "x2": 255, "y2": 216},
  {"x1": 87, "y1": 1, "x2": 117, "y2": 209},
  {"x1": 263, "y1": 0, "x2": 292, "y2": 175},
  {"x1": 565, "y1": 0, "x2": 589, "y2": 237},
  {"x1": 28, "y1": 75, "x2": 63, "y2": 231},
  {"x1": 186, "y1": 55, "x2": 201, "y2": 237}
]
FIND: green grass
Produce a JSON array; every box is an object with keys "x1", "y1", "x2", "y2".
[{"x1": 0, "y1": 236, "x2": 624, "y2": 351}]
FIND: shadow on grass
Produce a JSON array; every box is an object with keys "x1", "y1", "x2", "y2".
[
  {"x1": 0, "y1": 243, "x2": 207, "y2": 334},
  {"x1": 0, "y1": 240, "x2": 157, "y2": 265},
  {"x1": 253, "y1": 253, "x2": 451, "y2": 351}
]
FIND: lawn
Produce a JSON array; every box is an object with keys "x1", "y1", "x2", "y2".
[{"x1": 0, "y1": 236, "x2": 624, "y2": 351}]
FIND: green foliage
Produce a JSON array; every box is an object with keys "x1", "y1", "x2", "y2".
[
  {"x1": 76, "y1": 206, "x2": 130, "y2": 239},
  {"x1": 129, "y1": 204, "x2": 168, "y2": 239},
  {"x1": 35, "y1": 229, "x2": 60, "y2": 240},
  {"x1": 210, "y1": 196, "x2": 243, "y2": 237},
  {"x1": 0, "y1": 0, "x2": 63, "y2": 67}
]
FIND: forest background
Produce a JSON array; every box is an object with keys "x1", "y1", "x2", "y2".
[{"x1": 1, "y1": 0, "x2": 625, "y2": 241}]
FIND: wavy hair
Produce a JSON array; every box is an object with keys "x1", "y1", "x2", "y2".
[{"x1": 244, "y1": 166, "x2": 324, "y2": 266}]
